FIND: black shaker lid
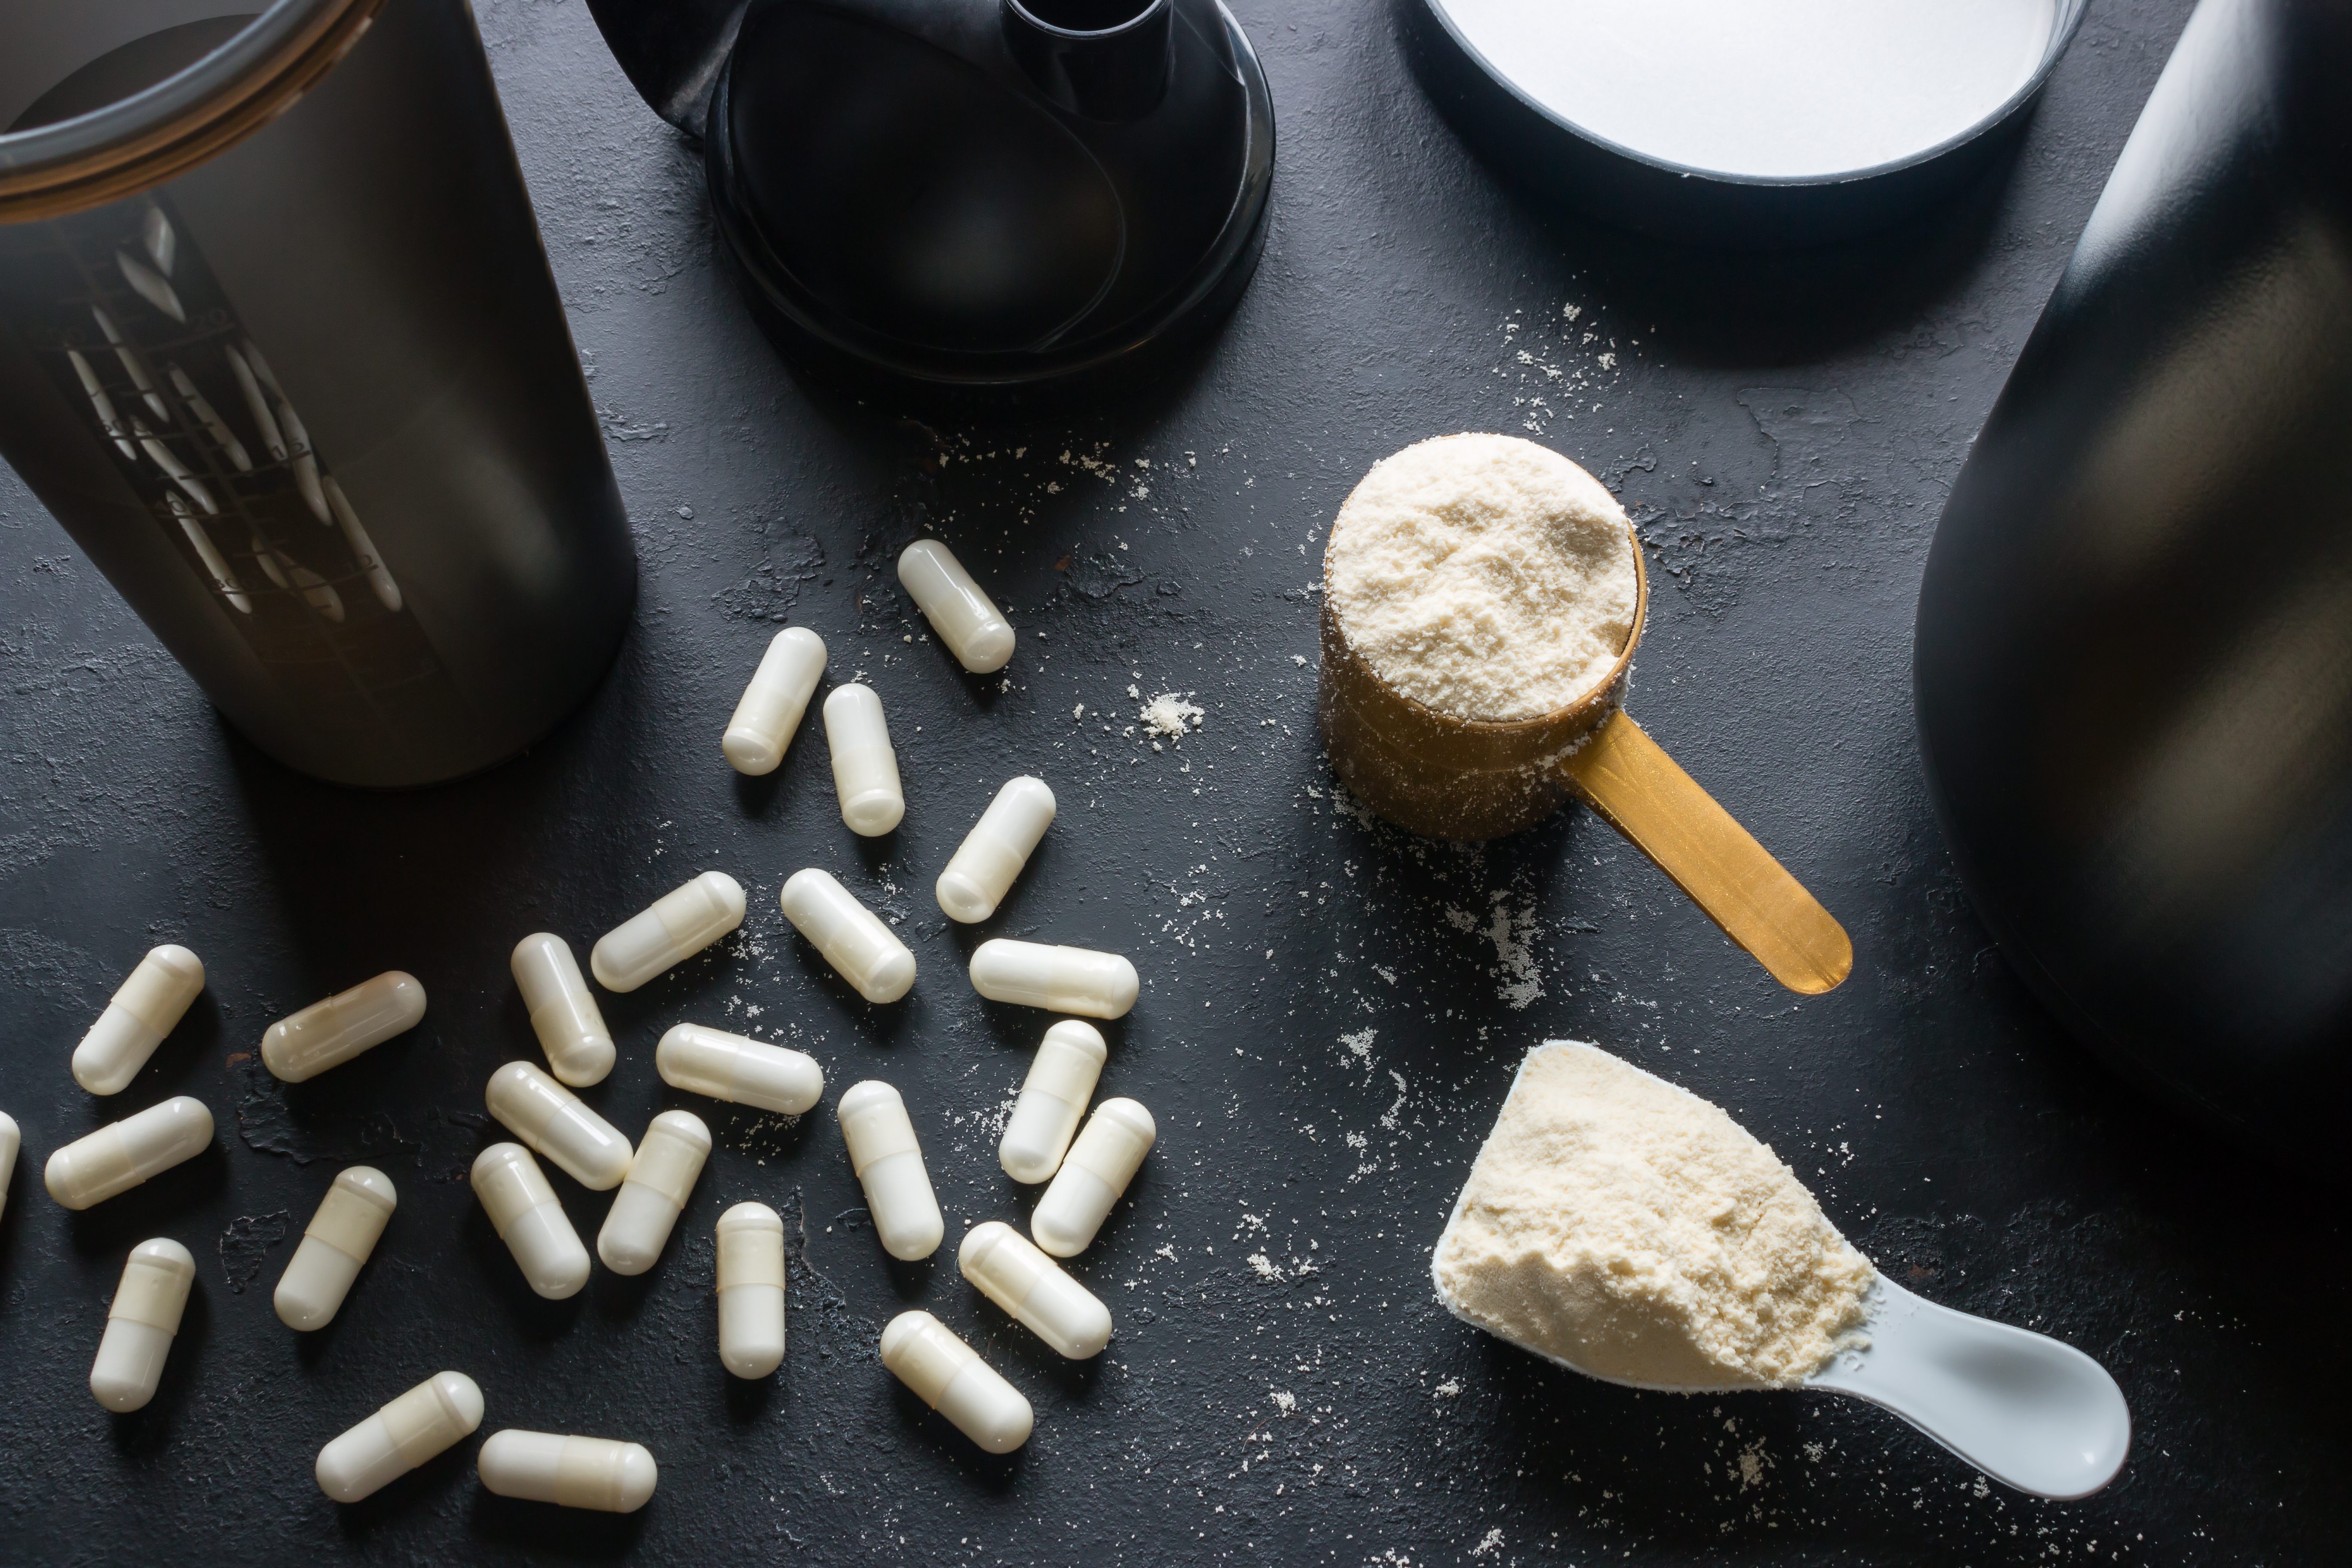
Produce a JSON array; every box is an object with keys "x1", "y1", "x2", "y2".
[
  {"x1": 586, "y1": 0, "x2": 1274, "y2": 391},
  {"x1": 1406, "y1": 0, "x2": 2088, "y2": 245}
]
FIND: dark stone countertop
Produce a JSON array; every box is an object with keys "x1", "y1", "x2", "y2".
[{"x1": 0, "y1": 0, "x2": 2340, "y2": 1563}]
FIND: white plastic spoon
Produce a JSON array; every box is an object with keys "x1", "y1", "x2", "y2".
[{"x1": 1805, "y1": 1276, "x2": 2131, "y2": 1500}]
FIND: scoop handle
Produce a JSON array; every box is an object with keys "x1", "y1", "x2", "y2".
[{"x1": 1559, "y1": 709, "x2": 1852, "y2": 994}]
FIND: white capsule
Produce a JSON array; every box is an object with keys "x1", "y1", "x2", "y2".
[
  {"x1": 261, "y1": 971, "x2": 427, "y2": 1083},
  {"x1": 478, "y1": 1429, "x2": 658, "y2": 1513},
  {"x1": 836, "y1": 1081, "x2": 943, "y2": 1261},
  {"x1": 89, "y1": 1238, "x2": 195, "y2": 1412},
  {"x1": 596, "y1": 1110, "x2": 709, "y2": 1274},
  {"x1": 275, "y1": 1166, "x2": 397, "y2": 1331},
  {"x1": 316, "y1": 1371, "x2": 485, "y2": 1503},
  {"x1": 968, "y1": 938, "x2": 1139, "y2": 1019},
  {"x1": 1032, "y1": 1097, "x2": 1155, "y2": 1257},
  {"x1": 590, "y1": 871, "x2": 747, "y2": 992},
  {"x1": 1000, "y1": 1020, "x2": 1106, "y2": 1183},
  {"x1": 779, "y1": 868, "x2": 917, "y2": 1003},
  {"x1": 823, "y1": 685, "x2": 905, "y2": 836},
  {"x1": 45, "y1": 1096, "x2": 213, "y2": 1210},
  {"x1": 897, "y1": 539, "x2": 1015, "y2": 674},
  {"x1": 0, "y1": 1111, "x2": 17, "y2": 1225},
  {"x1": 715, "y1": 1202, "x2": 786, "y2": 1379},
  {"x1": 936, "y1": 777, "x2": 1056, "y2": 923},
  {"x1": 723, "y1": 626, "x2": 827, "y2": 775},
  {"x1": 486, "y1": 1062, "x2": 634, "y2": 1190},
  {"x1": 72, "y1": 945, "x2": 205, "y2": 1095},
  {"x1": 655, "y1": 1024, "x2": 825, "y2": 1116},
  {"x1": 511, "y1": 934, "x2": 614, "y2": 1087},
  {"x1": 879, "y1": 1310, "x2": 1032, "y2": 1453},
  {"x1": 471, "y1": 1143, "x2": 591, "y2": 1298},
  {"x1": 959, "y1": 1221, "x2": 1113, "y2": 1359}
]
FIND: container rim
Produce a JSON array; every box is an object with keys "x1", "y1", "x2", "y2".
[{"x1": 0, "y1": 0, "x2": 382, "y2": 223}]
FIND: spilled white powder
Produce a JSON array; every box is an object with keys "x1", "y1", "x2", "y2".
[
  {"x1": 1140, "y1": 692, "x2": 1204, "y2": 740},
  {"x1": 1432, "y1": 1041, "x2": 1874, "y2": 1389},
  {"x1": 1325, "y1": 434, "x2": 1637, "y2": 721}
]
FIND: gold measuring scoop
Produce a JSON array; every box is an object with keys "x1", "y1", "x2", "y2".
[{"x1": 1318, "y1": 514, "x2": 1852, "y2": 995}]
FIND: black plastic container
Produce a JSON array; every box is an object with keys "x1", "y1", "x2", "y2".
[{"x1": 1914, "y1": 0, "x2": 2352, "y2": 1166}]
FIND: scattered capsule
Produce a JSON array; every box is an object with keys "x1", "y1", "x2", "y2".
[
  {"x1": 837, "y1": 1081, "x2": 943, "y2": 1261},
  {"x1": 779, "y1": 868, "x2": 917, "y2": 1003},
  {"x1": 655, "y1": 1024, "x2": 824, "y2": 1115},
  {"x1": 45, "y1": 1096, "x2": 213, "y2": 1210},
  {"x1": 89, "y1": 1238, "x2": 195, "y2": 1412},
  {"x1": 1032, "y1": 1098, "x2": 1156, "y2": 1257},
  {"x1": 486, "y1": 1062, "x2": 634, "y2": 1190},
  {"x1": 936, "y1": 777, "x2": 1056, "y2": 923},
  {"x1": 959, "y1": 1220, "x2": 1113, "y2": 1358},
  {"x1": 968, "y1": 938, "x2": 1139, "y2": 1019},
  {"x1": 275, "y1": 1166, "x2": 398, "y2": 1331},
  {"x1": 716, "y1": 1202, "x2": 786, "y2": 1379},
  {"x1": 472, "y1": 1143, "x2": 591, "y2": 1299},
  {"x1": 1000, "y1": 1020, "x2": 1106, "y2": 1183},
  {"x1": 723, "y1": 626, "x2": 826, "y2": 775},
  {"x1": 72, "y1": 944, "x2": 205, "y2": 1095},
  {"x1": 879, "y1": 1310, "x2": 1032, "y2": 1453},
  {"x1": 511, "y1": 934, "x2": 614, "y2": 1087},
  {"x1": 0, "y1": 1111, "x2": 17, "y2": 1224},
  {"x1": 478, "y1": 1430, "x2": 658, "y2": 1513},
  {"x1": 261, "y1": 971, "x2": 426, "y2": 1083},
  {"x1": 315, "y1": 1371, "x2": 484, "y2": 1503},
  {"x1": 597, "y1": 1110, "x2": 709, "y2": 1274},
  {"x1": 897, "y1": 539, "x2": 1015, "y2": 674},
  {"x1": 590, "y1": 871, "x2": 746, "y2": 992},
  {"x1": 823, "y1": 685, "x2": 904, "y2": 836}
]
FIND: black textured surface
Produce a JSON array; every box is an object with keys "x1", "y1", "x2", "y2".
[{"x1": 0, "y1": 1, "x2": 2340, "y2": 1564}]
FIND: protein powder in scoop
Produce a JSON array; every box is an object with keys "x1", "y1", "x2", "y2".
[
  {"x1": 1433, "y1": 1040, "x2": 1874, "y2": 1389},
  {"x1": 1325, "y1": 433, "x2": 1638, "y2": 722}
]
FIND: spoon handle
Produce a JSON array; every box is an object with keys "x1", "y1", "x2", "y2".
[{"x1": 1559, "y1": 710, "x2": 1852, "y2": 994}]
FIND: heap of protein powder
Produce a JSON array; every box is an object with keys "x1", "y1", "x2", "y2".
[
  {"x1": 1432, "y1": 1041, "x2": 1875, "y2": 1390},
  {"x1": 1325, "y1": 433, "x2": 1638, "y2": 722}
]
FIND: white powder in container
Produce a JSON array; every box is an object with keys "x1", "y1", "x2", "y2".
[
  {"x1": 1324, "y1": 434, "x2": 1637, "y2": 723},
  {"x1": 1432, "y1": 1041, "x2": 1874, "y2": 1390}
]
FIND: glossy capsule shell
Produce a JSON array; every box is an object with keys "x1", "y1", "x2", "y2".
[
  {"x1": 716, "y1": 1202, "x2": 787, "y2": 1378},
  {"x1": 275, "y1": 1166, "x2": 397, "y2": 1330},
  {"x1": 837, "y1": 1081, "x2": 943, "y2": 1261},
  {"x1": 1032, "y1": 1098, "x2": 1156, "y2": 1258},
  {"x1": 478, "y1": 1430, "x2": 658, "y2": 1513},
  {"x1": 73, "y1": 945, "x2": 205, "y2": 1095},
  {"x1": 590, "y1": 871, "x2": 746, "y2": 992},
  {"x1": 472, "y1": 1143, "x2": 591, "y2": 1299},
  {"x1": 968, "y1": 939, "x2": 1139, "y2": 1019},
  {"x1": 0, "y1": 1111, "x2": 17, "y2": 1225},
  {"x1": 936, "y1": 777, "x2": 1055, "y2": 923},
  {"x1": 45, "y1": 1096, "x2": 213, "y2": 1210},
  {"x1": 897, "y1": 539, "x2": 1015, "y2": 674},
  {"x1": 597, "y1": 1110, "x2": 709, "y2": 1274},
  {"x1": 316, "y1": 1371, "x2": 484, "y2": 1503},
  {"x1": 655, "y1": 1024, "x2": 824, "y2": 1115},
  {"x1": 779, "y1": 868, "x2": 916, "y2": 1003},
  {"x1": 511, "y1": 934, "x2": 614, "y2": 1087},
  {"x1": 486, "y1": 1062, "x2": 634, "y2": 1189},
  {"x1": 723, "y1": 625, "x2": 826, "y2": 774},
  {"x1": 960, "y1": 1221, "x2": 1113, "y2": 1359},
  {"x1": 1000, "y1": 1020, "x2": 1106, "y2": 1183},
  {"x1": 879, "y1": 1310, "x2": 1032, "y2": 1453},
  {"x1": 262, "y1": 971, "x2": 426, "y2": 1083},
  {"x1": 90, "y1": 1238, "x2": 195, "y2": 1412},
  {"x1": 823, "y1": 684, "x2": 904, "y2": 836}
]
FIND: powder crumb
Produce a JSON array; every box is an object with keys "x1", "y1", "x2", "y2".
[
  {"x1": 1141, "y1": 692, "x2": 1204, "y2": 740},
  {"x1": 1324, "y1": 434, "x2": 1636, "y2": 721},
  {"x1": 1270, "y1": 1390, "x2": 1297, "y2": 1413},
  {"x1": 1431, "y1": 1041, "x2": 1875, "y2": 1389}
]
